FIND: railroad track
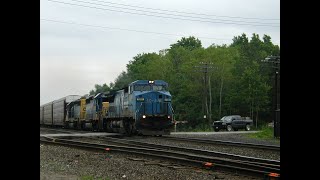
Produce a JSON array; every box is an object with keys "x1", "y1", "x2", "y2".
[
  {"x1": 156, "y1": 136, "x2": 280, "y2": 151},
  {"x1": 40, "y1": 127, "x2": 80, "y2": 134},
  {"x1": 40, "y1": 127, "x2": 112, "y2": 135},
  {"x1": 40, "y1": 136, "x2": 280, "y2": 179},
  {"x1": 40, "y1": 127, "x2": 279, "y2": 151},
  {"x1": 85, "y1": 136, "x2": 280, "y2": 166}
]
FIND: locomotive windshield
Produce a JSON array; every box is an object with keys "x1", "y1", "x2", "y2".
[
  {"x1": 134, "y1": 85, "x2": 151, "y2": 91},
  {"x1": 152, "y1": 85, "x2": 167, "y2": 91},
  {"x1": 134, "y1": 85, "x2": 167, "y2": 91}
]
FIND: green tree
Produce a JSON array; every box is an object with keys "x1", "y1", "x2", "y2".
[
  {"x1": 87, "y1": 34, "x2": 279, "y2": 130},
  {"x1": 89, "y1": 83, "x2": 112, "y2": 95},
  {"x1": 113, "y1": 71, "x2": 133, "y2": 90},
  {"x1": 233, "y1": 62, "x2": 271, "y2": 127},
  {"x1": 205, "y1": 45, "x2": 238, "y2": 120},
  {"x1": 126, "y1": 53, "x2": 161, "y2": 80},
  {"x1": 170, "y1": 36, "x2": 202, "y2": 51},
  {"x1": 227, "y1": 33, "x2": 278, "y2": 123}
]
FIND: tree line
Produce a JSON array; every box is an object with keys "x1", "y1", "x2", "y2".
[{"x1": 89, "y1": 33, "x2": 280, "y2": 129}]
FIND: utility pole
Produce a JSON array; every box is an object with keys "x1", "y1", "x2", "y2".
[
  {"x1": 262, "y1": 56, "x2": 280, "y2": 138},
  {"x1": 194, "y1": 62, "x2": 215, "y2": 124}
]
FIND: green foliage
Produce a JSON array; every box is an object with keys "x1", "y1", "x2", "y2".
[
  {"x1": 113, "y1": 71, "x2": 132, "y2": 90},
  {"x1": 192, "y1": 123, "x2": 213, "y2": 132},
  {"x1": 174, "y1": 123, "x2": 212, "y2": 132},
  {"x1": 170, "y1": 36, "x2": 202, "y2": 51},
  {"x1": 89, "y1": 83, "x2": 112, "y2": 95},
  {"x1": 225, "y1": 33, "x2": 279, "y2": 122},
  {"x1": 127, "y1": 53, "x2": 162, "y2": 80},
  {"x1": 89, "y1": 35, "x2": 280, "y2": 130}
]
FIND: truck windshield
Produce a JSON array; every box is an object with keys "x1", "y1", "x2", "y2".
[{"x1": 221, "y1": 116, "x2": 232, "y2": 121}]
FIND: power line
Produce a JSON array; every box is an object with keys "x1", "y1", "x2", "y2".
[
  {"x1": 47, "y1": 0, "x2": 279, "y2": 28},
  {"x1": 66, "y1": 0, "x2": 279, "y2": 25},
  {"x1": 48, "y1": 0, "x2": 279, "y2": 27},
  {"x1": 89, "y1": 0, "x2": 279, "y2": 21},
  {"x1": 40, "y1": 18, "x2": 232, "y2": 41}
]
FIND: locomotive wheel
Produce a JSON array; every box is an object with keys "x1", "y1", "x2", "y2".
[
  {"x1": 92, "y1": 123, "x2": 96, "y2": 131},
  {"x1": 106, "y1": 120, "x2": 112, "y2": 132},
  {"x1": 126, "y1": 122, "x2": 133, "y2": 136},
  {"x1": 124, "y1": 120, "x2": 135, "y2": 136},
  {"x1": 81, "y1": 122, "x2": 85, "y2": 130}
]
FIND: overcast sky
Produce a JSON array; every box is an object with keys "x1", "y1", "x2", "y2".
[{"x1": 40, "y1": 0, "x2": 280, "y2": 105}]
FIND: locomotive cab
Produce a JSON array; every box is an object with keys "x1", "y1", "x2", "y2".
[{"x1": 130, "y1": 80, "x2": 174, "y2": 135}]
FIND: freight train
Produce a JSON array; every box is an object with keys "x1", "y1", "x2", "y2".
[{"x1": 40, "y1": 80, "x2": 175, "y2": 135}]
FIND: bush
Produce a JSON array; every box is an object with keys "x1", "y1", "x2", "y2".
[{"x1": 174, "y1": 123, "x2": 212, "y2": 132}]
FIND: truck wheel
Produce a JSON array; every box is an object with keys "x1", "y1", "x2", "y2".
[
  {"x1": 214, "y1": 128, "x2": 219, "y2": 132},
  {"x1": 226, "y1": 125, "x2": 232, "y2": 132},
  {"x1": 245, "y1": 124, "x2": 251, "y2": 131}
]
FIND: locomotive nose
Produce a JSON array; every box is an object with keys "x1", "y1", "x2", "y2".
[{"x1": 138, "y1": 92, "x2": 171, "y2": 116}]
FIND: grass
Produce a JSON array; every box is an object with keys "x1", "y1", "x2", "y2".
[{"x1": 245, "y1": 125, "x2": 280, "y2": 142}]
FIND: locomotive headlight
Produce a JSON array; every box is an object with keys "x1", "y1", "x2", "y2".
[
  {"x1": 167, "y1": 115, "x2": 171, "y2": 119},
  {"x1": 137, "y1": 97, "x2": 144, "y2": 101},
  {"x1": 142, "y1": 115, "x2": 146, "y2": 118}
]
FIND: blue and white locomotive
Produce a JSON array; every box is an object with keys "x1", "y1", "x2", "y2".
[
  {"x1": 105, "y1": 80, "x2": 174, "y2": 135},
  {"x1": 41, "y1": 80, "x2": 175, "y2": 136}
]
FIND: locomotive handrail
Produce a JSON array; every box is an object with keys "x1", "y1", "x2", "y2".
[
  {"x1": 169, "y1": 103, "x2": 174, "y2": 114},
  {"x1": 168, "y1": 103, "x2": 175, "y2": 121},
  {"x1": 135, "y1": 103, "x2": 143, "y2": 119}
]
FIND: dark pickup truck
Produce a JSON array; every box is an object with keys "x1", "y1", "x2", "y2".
[{"x1": 212, "y1": 115, "x2": 253, "y2": 132}]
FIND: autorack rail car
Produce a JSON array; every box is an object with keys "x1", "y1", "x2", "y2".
[
  {"x1": 40, "y1": 80, "x2": 175, "y2": 135},
  {"x1": 40, "y1": 95, "x2": 82, "y2": 126}
]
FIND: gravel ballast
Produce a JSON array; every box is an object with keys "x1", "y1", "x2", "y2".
[{"x1": 40, "y1": 144, "x2": 261, "y2": 180}]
